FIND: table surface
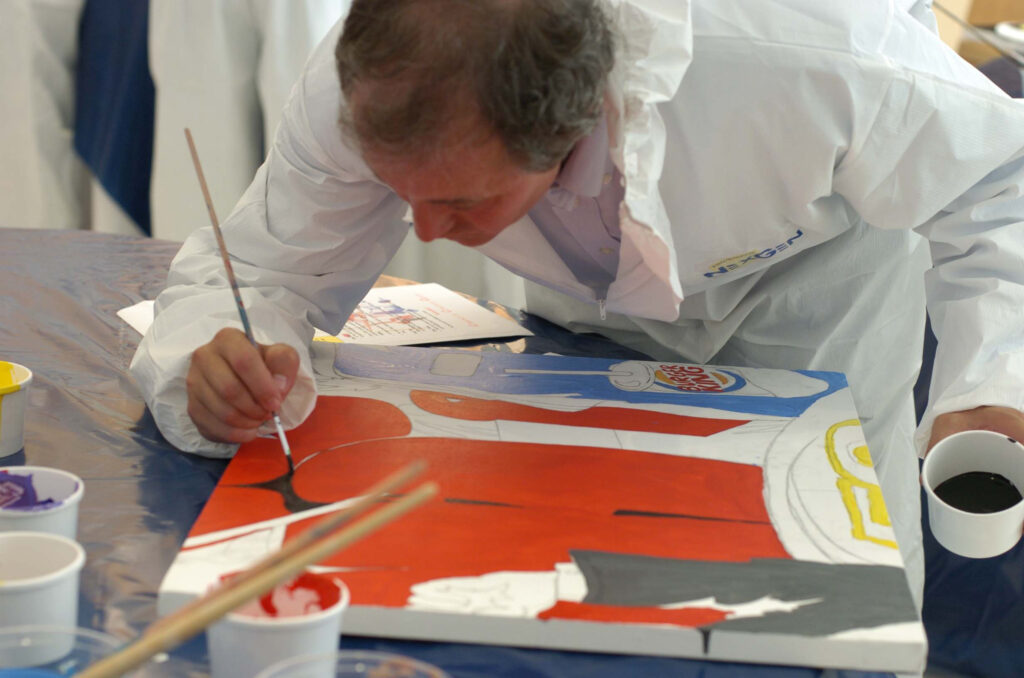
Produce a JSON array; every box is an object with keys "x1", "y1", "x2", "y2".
[{"x1": 0, "y1": 228, "x2": 894, "y2": 678}]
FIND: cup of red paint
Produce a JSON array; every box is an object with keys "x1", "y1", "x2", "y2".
[
  {"x1": 206, "y1": 571, "x2": 350, "y2": 678},
  {"x1": 0, "y1": 361, "x2": 32, "y2": 458},
  {"x1": 0, "y1": 466, "x2": 84, "y2": 540},
  {"x1": 923, "y1": 430, "x2": 1024, "y2": 558}
]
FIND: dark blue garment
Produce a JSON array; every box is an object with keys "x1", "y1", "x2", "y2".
[
  {"x1": 979, "y1": 56, "x2": 1024, "y2": 99},
  {"x1": 73, "y1": 0, "x2": 155, "y2": 234}
]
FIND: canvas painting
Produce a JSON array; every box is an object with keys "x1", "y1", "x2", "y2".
[{"x1": 158, "y1": 344, "x2": 926, "y2": 672}]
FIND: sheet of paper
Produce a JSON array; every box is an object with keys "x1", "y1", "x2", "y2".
[
  {"x1": 328, "y1": 283, "x2": 531, "y2": 345},
  {"x1": 117, "y1": 299, "x2": 155, "y2": 336},
  {"x1": 117, "y1": 283, "x2": 532, "y2": 345}
]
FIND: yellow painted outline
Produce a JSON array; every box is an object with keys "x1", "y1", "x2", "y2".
[{"x1": 824, "y1": 419, "x2": 897, "y2": 549}]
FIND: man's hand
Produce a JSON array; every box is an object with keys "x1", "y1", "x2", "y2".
[
  {"x1": 927, "y1": 405, "x2": 1024, "y2": 454},
  {"x1": 186, "y1": 328, "x2": 300, "y2": 444}
]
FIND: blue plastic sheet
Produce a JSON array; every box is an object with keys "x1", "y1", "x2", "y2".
[
  {"x1": 922, "y1": 482, "x2": 1024, "y2": 678},
  {"x1": 0, "y1": 228, "x2": 897, "y2": 677}
]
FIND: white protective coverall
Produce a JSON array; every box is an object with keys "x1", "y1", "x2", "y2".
[
  {"x1": 147, "y1": 0, "x2": 348, "y2": 241},
  {"x1": 0, "y1": 0, "x2": 87, "y2": 231},
  {"x1": 131, "y1": 0, "x2": 1024, "y2": 608}
]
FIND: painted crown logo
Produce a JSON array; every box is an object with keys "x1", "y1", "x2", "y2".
[{"x1": 653, "y1": 364, "x2": 745, "y2": 393}]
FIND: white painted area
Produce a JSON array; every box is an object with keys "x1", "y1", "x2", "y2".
[
  {"x1": 498, "y1": 420, "x2": 620, "y2": 448},
  {"x1": 661, "y1": 595, "x2": 822, "y2": 619},
  {"x1": 763, "y1": 391, "x2": 905, "y2": 567},
  {"x1": 554, "y1": 562, "x2": 587, "y2": 603},
  {"x1": 159, "y1": 527, "x2": 285, "y2": 615},
  {"x1": 182, "y1": 497, "x2": 360, "y2": 548},
  {"x1": 409, "y1": 571, "x2": 560, "y2": 618}
]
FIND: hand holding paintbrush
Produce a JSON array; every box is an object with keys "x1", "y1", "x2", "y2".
[{"x1": 182, "y1": 128, "x2": 301, "y2": 463}]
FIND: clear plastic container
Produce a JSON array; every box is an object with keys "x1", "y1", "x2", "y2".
[
  {"x1": 256, "y1": 650, "x2": 450, "y2": 678},
  {"x1": 0, "y1": 625, "x2": 204, "y2": 676}
]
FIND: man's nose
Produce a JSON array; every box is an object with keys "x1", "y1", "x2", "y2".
[{"x1": 411, "y1": 204, "x2": 452, "y2": 242}]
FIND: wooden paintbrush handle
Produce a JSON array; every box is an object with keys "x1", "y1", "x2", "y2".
[
  {"x1": 146, "y1": 459, "x2": 427, "y2": 635},
  {"x1": 78, "y1": 481, "x2": 438, "y2": 678}
]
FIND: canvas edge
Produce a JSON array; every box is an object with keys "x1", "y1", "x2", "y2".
[{"x1": 342, "y1": 606, "x2": 927, "y2": 673}]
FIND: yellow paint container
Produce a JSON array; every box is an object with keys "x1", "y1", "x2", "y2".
[{"x1": 0, "y1": 361, "x2": 33, "y2": 458}]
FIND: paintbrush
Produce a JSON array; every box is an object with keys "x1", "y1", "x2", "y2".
[
  {"x1": 143, "y1": 459, "x2": 427, "y2": 637},
  {"x1": 76, "y1": 462, "x2": 438, "y2": 678},
  {"x1": 184, "y1": 128, "x2": 295, "y2": 473}
]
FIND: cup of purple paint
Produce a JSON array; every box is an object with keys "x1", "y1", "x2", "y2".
[
  {"x1": 923, "y1": 430, "x2": 1024, "y2": 558},
  {"x1": 0, "y1": 361, "x2": 32, "y2": 458},
  {"x1": 0, "y1": 466, "x2": 84, "y2": 540}
]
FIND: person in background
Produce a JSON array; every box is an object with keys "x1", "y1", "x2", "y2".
[
  {"x1": 0, "y1": 0, "x2": 88, "y2": 231},
  {"x1": 132, "y1": 0, "x2": 1024, "y2": 613},
  {"x1": 147, "y1": 0, "x2": 347, "y2": 241}
]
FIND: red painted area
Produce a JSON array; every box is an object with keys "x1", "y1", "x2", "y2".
[
  {"x1": 225, "y1": 571, "x2": 342, "y2": 619},
  {"x1": 292, "y1": 437, "x2": 770, "y2": 523},
  {"x1": 538, "y1": 600, "x2": 730, "y2": 627},
  {"x1": 189, "y1": 394, "x2": 789, "y2": 630},
  {"x1": 285, "y1": 436, "x2": 788, "y2": 611},
  {"x1": 190, "y1": 486, "x2": 288, "y2": 537},
  {"x1": 328, "y1": 504, "x2": 786, "y2": 609},
  {"x1": 218, "y1": 396, "x2": 412, "y2": 484},
  {"x1": 409, "y1": 390, "x2": 749, "y2": 435}
]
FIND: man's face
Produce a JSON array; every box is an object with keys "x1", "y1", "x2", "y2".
[{"x1": 365, "y1": 135, "x2": 559, "y2": 247}]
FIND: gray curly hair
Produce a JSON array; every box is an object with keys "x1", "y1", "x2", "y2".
[{"x1": 335, "y1": 0, "x2": 615, "y2": 172}]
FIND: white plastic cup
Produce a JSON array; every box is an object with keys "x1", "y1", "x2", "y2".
[
  {"x1": 0, "y1": 361, "x2": 32, "y2": 458},
  {"x1": 0, "y1": 466, "x2": 84, "y2": 539},
  {"x1": 206, "y1": 572, "x2": 350, "y2": 678},
  {"x1": 256, "y1": 650, "x2": 451, "y2": 678},
  {"x1": 923, "y1": 430, "x2": 1024, "y2": 558},
  {"x1": 0, "y1": 533, "x2": 86, "y2": 666}
]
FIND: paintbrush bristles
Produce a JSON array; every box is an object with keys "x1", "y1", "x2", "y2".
[{"x1": 272, "y1": 413, "x2": 294, "y2": 472}]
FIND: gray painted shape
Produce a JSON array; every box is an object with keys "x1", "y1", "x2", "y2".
[{"x1": 572, "y1": 550, "x2": 918, "y2": 637}]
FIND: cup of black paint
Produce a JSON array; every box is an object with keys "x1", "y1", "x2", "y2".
[{"x1": 922, "y1": 430, "x2": 1024, "y2": 558}]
